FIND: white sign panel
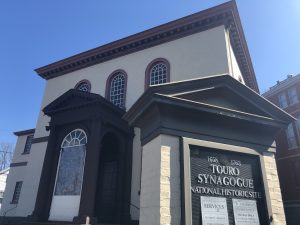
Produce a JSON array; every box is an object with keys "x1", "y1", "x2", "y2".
[
  {"x1": 232, "y1": 199, "x2": 260, "y2": 225},
  {"x1": 201, "y1": 196, "x2": 229, "y2": 225}
]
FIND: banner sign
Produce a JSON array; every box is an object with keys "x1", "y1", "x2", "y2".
[{"x1": 189, "y1": 146, "x2": 269, "y2": 225}]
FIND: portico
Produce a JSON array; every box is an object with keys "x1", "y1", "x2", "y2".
[{"x1": 32, "y1": 90, "x2": 133, "y2": 224}]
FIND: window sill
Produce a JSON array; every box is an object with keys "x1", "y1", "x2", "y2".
[{"x1": 289, "y1": 101, "x2": 299, "y2": 107}]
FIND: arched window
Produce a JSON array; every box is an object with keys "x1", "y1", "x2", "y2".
[
  {"x1": 54, "y1": 129, "x2": 87, "y2": 196},
  {"x1": 106, "y1": 70, "x2": 127, "y2": 108},
  {"x1": 145, "y1": 58, "x2": 170, "y2": 88},
  {"x1": 75, "y1": 80, "x2": 91, "y2": 92}
]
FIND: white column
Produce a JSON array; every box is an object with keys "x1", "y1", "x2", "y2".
[{"x1": 139, "y1": 134, "x2": 181, "y2": 225}]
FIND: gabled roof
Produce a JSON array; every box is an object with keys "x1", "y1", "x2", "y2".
[
  {"x1": 124, "y1": 74, "x2": 293, "y2": 127},
  {"x1": 35, "y1": 1, "x2": 258, "y2": 92},
  {"x1": 43, "y1": 89, "x2": 124, "y2": 116}
]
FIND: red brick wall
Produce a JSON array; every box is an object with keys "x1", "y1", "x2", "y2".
[{"x1": 265, "y1": 80, "x2": 300, "y2": 203}]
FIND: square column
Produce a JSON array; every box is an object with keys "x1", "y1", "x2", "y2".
[
  {"x1": 139, "y1": 134, "x2": 181, "y2": 225},
  {"x1": 262, "y1": 151, "x2": 287, "y2": 225}
]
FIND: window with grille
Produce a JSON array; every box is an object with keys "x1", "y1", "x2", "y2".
[
  {"x1": 54, "y1": 129, "x2": 87, "y2": 196},
  {"x1": 150, "y1": 62, "x2": 167, "y2": 86},
  {"x1": 11, "y1": 181, "x2": 22, "y2": 204},
  {"x1": 288, "y1": 87, "x2": 298, "y2": 105},
  {"x1": 23, "y1": 135, "x2": 33, "y2": 154},
  {"x1": 278, "y1": 93, "x2": 288, "y2": 108},
  {"x1": 109, "y1": 73, "x2": 126, "y2": 108},
  {"x1": 75, "y1": 80, "x2": 91, "y2": 92},
  {"x1": 286, "y1": 123, "x2": 297, "y2": 149}
]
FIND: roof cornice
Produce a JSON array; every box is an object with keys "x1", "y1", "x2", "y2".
[
  {"x1": 263, "y1": 74, "x2": 300, "y2": 97},
  {"x1": 35, "y1": 1, "x2": 259, "y2": 93},
  {"x1": 14, "y1": 128, "x2": 35, "y2": 136}
]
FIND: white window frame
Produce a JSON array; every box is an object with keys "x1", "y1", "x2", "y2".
[
  {"x1": 110, "y1": 73, "x2": 126, "y2": 108},
  {"x1": 150, "y1": 62, "x2": 167, "y2": 86}
]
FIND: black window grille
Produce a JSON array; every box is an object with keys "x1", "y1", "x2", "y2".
[
  {"x1": 11, "y1": 181, "x2": 22, "y2": 204},
  {"x1": 23, "y1": 135, "x2": 33, "y2": 154}
]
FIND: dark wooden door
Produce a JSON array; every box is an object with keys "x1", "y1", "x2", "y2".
[
  {"x1": 97, "y1": 161, "x2": 118, "y2": 221},
  {"x1": 95, "y1": 136, "x2": 119, "y2": 224}
]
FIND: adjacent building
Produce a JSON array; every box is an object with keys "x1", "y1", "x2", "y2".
[
  {"x1": 263, "y1": 74, "x2": 300, "y2": 225},
  {"x1": 1, "y1": 2, "x2": 293, "y2": 225},
  {"x1": 0, "y1": 168, "x2": 9, "y2": 209}
]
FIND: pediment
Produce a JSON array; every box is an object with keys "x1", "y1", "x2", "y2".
[
  {"x1": 169, "y1": 86, "x2": 269, "y2": 118},
  {"x1": 43, "y1": 89, "x2": 122, "y2": 116},
  {"x1": 125, "y1": 75, "x2": 294, "y2": 127}
]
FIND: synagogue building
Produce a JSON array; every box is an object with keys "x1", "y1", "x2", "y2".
[{"x1": 0, "y1": 2, "x2": 293, "y2": 225}]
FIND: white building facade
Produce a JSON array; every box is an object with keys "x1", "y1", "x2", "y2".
[{"x1": 1, "y1": 2, "x2": 292, "y2": 225}]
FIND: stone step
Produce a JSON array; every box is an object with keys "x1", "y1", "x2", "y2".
[
  {"x1": 22, "y1": 222, "x2": 78, "y2": 225},
  {"x1": 1, "y1": 221, "x2": 128, "y2": 225},
  {"x1": 0, "y1": 217, "x2": 137, "y2": 225},
  {"x1": 23, "y1": 223, "x2": 126, "y2": 225}
]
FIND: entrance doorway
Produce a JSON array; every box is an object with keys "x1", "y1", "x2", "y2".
[{"x1": 95, "y1": 133, "x2": 120, "y2": 223}]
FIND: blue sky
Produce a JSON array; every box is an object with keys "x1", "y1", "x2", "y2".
[{"x1": 1, "y1": 0, "x2": 300, "y2": 145}]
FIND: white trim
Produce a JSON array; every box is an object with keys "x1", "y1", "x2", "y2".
[{"x1": 61, "y1": 129, "x2": 87, "y2": 148}]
